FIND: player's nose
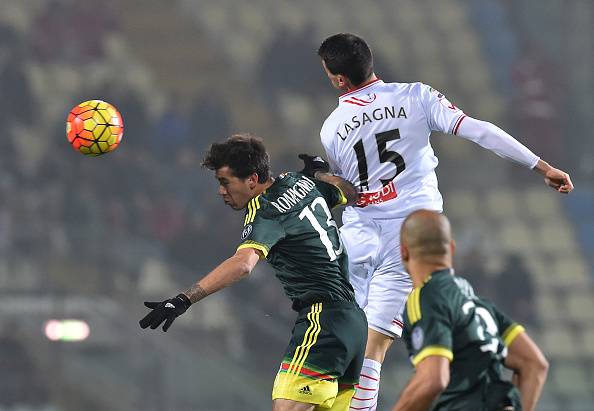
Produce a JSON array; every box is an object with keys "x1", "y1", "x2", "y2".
[{"x1": 218, "y1": 185, "x2": 227, "y2": 196}]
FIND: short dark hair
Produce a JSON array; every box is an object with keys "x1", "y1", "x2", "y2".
[
  {"x1": 202, "y1": 134, "x2": 271, "y2": 183},
  {"x1": 318, "y1": 33, "x2": 373, "y2": 86}
]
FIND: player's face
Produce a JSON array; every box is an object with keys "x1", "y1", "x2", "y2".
[
  {"x1": 321, "y1": 60, "x2": 349, "y2": 92},
  {"x1": 215, "y1": 166, "x2": 255, "y2": 210}
]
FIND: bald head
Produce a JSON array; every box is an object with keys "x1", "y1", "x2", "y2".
[{"x1": 401, "y1": 210, "x2": 452, "y2": 259}]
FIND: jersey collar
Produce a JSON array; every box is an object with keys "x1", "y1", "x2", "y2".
[
  {"x1": 430, "y1": 268, "x2": 455, "y2": 278},
  {"x1": 418, "y1": 268, "x2": 454, "y2": 289},
  {"x1": 339, "y1": 78, "x2": 383, "y2": 100}
]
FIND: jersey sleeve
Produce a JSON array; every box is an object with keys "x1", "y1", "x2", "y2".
[
  {"x1": 418, "y1": 83, "x2": 466, "y2": 134},
  {"x1": 313, "y1": 178, "x2": 348, "y2": 209},
  {"x1": 455, "y1": 117, "x2": 540, "y2": 169},
  {"x1": 480, "y1": 298, "x2": 525, "y2": 347},
  {"x1": 405, "y1": 286, "x2": 455, "y2": 367},
  {"x1": 237, "y1": 196, "x2": 285, "y2": 258}
]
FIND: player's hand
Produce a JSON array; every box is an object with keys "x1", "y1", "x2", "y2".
[
  {"x1": 139, "y1": 293, "x2": 192, "y2": 332},
  {"x1": 543, "y1": 167, "x2": 574, "y2": 194},
  {"x1": 298, "y1": 153, "x2": 330, "y2": 178}
]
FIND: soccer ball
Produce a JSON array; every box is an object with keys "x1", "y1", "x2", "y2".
[{"x1": 66, "y1": 100, "x2": 124, "y2": 156}]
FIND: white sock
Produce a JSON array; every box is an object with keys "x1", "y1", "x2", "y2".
[{"x1": 350, "y1": 358, "x2": 381, "y2": 411}]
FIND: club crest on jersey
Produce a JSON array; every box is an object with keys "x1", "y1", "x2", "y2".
[
  {"x1": 241, "y1": 224, "x2": 253, "y2": 240},
  {"x1": 412, "y1": 326, "x2": 424, "y2": 350}
]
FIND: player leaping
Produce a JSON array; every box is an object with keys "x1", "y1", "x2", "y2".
[
  {"x1": 299, "y1": 33, "x2": 572, "y2": 411},
  {"x1": 140, "y1": 135, "x2": 368, "y2": 411}
]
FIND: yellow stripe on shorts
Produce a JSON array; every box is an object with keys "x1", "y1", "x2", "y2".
[
  {"x1": 286, "y1": 303, "x2": 322, "y2": 376},
  {"x1": 294, "y1": 303, "x2": 322, "y2": 377}
]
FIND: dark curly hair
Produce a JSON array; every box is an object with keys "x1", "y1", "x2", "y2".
[
  {"x1": 318, "y1": 33, "x2": 373, "y2": 86},
  {"x1": 202, "y1": 134, "x2": 271, "y2": 183}
]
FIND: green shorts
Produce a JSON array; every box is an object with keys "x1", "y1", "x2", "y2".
[{"x1": 272, "y1": 301, "x2": 367, "y2": 408}]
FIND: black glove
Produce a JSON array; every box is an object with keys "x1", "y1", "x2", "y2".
[
  {"x1": 139, "y1": 293, "x2": 192, "y2": 332},
  {"x1": 298, "y1": 153, "x2": 330, "y2": 178}
]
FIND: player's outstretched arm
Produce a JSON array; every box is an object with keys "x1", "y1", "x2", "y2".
[
  {"x1": 139, "y1": 248, "x2": 260, "y2": 332},
  {"x1": 184, "y1": 247, "x2": 260, "y2": 303},
  {"x1": 504, "y1": 331, "x2": 549, "y2": 411},
  {"x1": 455, "y1": 117, "x2": 574, "y2": 194},
  {"x1": 313, "y1": 172, "x2": 359, "y2": 206},
  {"x1": 391, "y1": 356, "x2": 450, "y2": 411}
]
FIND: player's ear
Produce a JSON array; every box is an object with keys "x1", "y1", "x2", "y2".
[
  {"x1": 337, "y1": 74, "x2": 351, "y2": 89},
  {"x1": 400, "y1": 243, "x2": 409, "y2": 262},
  {"x1": 248, "y1": 172, "x2": 259, "y2": 189},
  {"x1": 450, "y1": 239, "x2": 456, "y2": 258}
]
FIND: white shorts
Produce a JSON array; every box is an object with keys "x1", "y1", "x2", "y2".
[{"x1": 340, "y1": 211, "x2": 412, "y2": 338}]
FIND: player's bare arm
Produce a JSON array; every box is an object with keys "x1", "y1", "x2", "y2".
[
  {"x1": 139, "y1": 247, "x2": 260, "y2": 331},
  {"x1": 455, "y1": 116, "x2": 574, "y2": 193},
  {"x1": 504, "y1": 331, "x2": 549, "y2": 411},
  {"x1": 184, "y1": 247, "x2": 260, "y2": 303},
  {"x1": 391, "y1": 356, "x2": 450, "y2": 411},
  {"x1": 313, "y1": 172, "x2": 358, "y2": 206}
]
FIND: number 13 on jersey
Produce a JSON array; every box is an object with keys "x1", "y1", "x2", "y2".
[{"x1": 299, "y1": 197, "x2": 343, "y2": 261}]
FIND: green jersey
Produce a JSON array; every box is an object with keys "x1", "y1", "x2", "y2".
[
  {"x1": 402, "y1": 269, "x2": 525, "y2": 411},
  {"x1": 237, "y1": 172, "x2": 356, "y2": 309}
]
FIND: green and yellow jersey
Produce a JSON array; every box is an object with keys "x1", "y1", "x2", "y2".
[
  {"x1": 237, "y1": 172, "x2": 356, "y2": 308},
  {"x1": 402, "y1": 269, "x2": 524, "y2": 410}
]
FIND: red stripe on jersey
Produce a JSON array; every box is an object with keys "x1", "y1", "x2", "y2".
[
  {"x1": 350, "y1": 97, "x2": 369, "y2": 104},
  {"x1": 344, "y1": 99, "x2": 366, "y2": 107},
  {"x1": 350, "y1": 95, "x2": 377, "y2": 105},
  {"x1": 392, "y1": 319, "x2": 404, "y2": 327},
  {"x1": 453, "y1": 115, "x2": 467, "y2": 135},
  {"x1": 340, "y1": 79, "x2": 382, "y2": 97}
]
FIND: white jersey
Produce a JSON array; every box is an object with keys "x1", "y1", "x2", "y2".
[
  {"x1": 321, "y1": 80, "x2": 467, "y2": 219},
  {"x1": 322, "y1": 79, "x2": 540, "y2": 339}
]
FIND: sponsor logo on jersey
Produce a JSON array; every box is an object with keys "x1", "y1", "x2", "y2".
[
  {"x1": 356, "y1": 181, "x2": 397, "y2": 207},
  {"x1": 336, "y1": 106, "x2": 407, "y2": 141},
  {"x1": 412, "y1": 326, "x2": 424, "y2": 350},
  {"x1": 270, "y1": 176, "x2": 316, "y2": 213},
  {"x1": 241, "y1": 224, "x2": 252, "y2": 240}
]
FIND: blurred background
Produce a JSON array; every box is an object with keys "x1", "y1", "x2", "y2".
[{"x1": 0, "y1": 0, "x2": 593, "y2": 410}]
